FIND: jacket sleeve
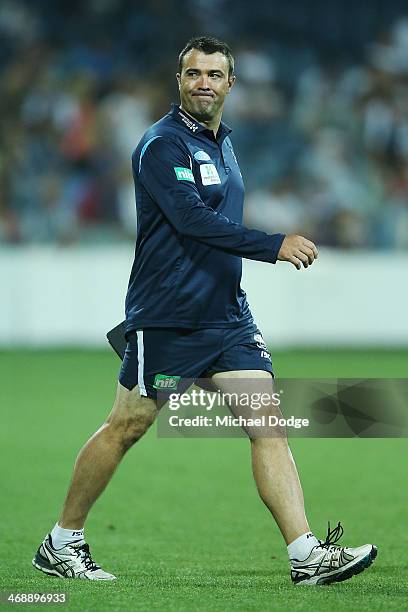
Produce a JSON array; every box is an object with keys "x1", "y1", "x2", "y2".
[{"x1": 135, "y1": 136, "x2": 285, "y2": 264}]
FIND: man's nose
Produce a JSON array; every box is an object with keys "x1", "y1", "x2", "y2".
[{"x1": 197, "y1": 74, "x2": 210, "y2": 89}]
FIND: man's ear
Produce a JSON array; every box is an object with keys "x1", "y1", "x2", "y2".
[
  {"x1": 227, "y1": 75, "x2": 236, "y2": 93},
  {"x1": 176, "y1": 73, "x2": 181, "y2": 89}
]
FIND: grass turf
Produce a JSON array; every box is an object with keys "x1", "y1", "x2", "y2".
[{"x1": 1, "y1": 348, "x2": 407, "y2": 611}]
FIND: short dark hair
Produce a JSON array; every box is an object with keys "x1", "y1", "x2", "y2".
[{"x1": 178, "y1": 36, "x2": 234, "y2": 77}]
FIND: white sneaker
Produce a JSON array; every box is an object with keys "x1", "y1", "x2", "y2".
[
  {"x1": 32, "y1": 534, "x2": 116, "y2": 580},
  {"x1": 291, "y1": 522, "x2": 377, "y2": 586}
]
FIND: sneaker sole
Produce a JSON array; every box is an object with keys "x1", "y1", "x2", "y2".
[
  {"x1": 32, "y1": 552, "x2": 64, "y2": 578},
  {"x1": 295, "y1": 545, "x2": 378, "y2": 586}
]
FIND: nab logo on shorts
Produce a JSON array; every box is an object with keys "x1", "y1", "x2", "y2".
[{"x1": 153, "y1": 374, "x2": 181, "y2": 390}]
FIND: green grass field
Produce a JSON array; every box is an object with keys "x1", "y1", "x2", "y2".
[{"x1": 1, "y1": 348, "x2": 407, "y2": 611}]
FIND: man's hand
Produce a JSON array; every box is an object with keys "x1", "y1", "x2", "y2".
[{"x1": 277, "y1": 235, "x2": 318, "y2": 270}]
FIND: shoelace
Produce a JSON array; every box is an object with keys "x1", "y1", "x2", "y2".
[
  {"x1": 74, "y1": 543, "x2": 100, "y2": 571},
  {"x1": 318, "y1": 521, "x2": 344, "y2": 552}
]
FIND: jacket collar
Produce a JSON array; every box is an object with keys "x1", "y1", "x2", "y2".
[{"x1": 170, "y1": 104, "x2": 232, "y2": 142}]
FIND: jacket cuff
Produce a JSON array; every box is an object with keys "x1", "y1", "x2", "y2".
[{"x1": 269, "y1": 233, "x2": 286, "y2": 263}]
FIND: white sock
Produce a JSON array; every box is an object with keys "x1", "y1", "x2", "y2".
[
  {"x1": 287, "y1": 532, "x2": 319, "y2": 561},
  {"x1": 50, "y1": 523, "x2": 85, "y2": 549}
]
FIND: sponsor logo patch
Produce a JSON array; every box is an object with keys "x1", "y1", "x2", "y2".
[
  {"x1": 200, "y1": 163, "x2": 221, "y2": 185},
  {"x1": 174, "y1": 167, "x2": 195, "y2": 182},
  {"x1": 194, "y1": 150, "x2": 212, "y2": 162},
  {"x1": 153, "y1": 374, "x2": 181, "y2": 390}
]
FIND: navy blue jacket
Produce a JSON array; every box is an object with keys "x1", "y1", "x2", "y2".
[{"x1": 125, "y1": 104, "x2": 285, "y2": 333}]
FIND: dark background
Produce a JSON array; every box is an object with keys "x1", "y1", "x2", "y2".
[{"x1": 1, "y1": 0, "x2": 408, "y2": 248}]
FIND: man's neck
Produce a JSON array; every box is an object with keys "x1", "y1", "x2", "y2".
[{"x1": 180, "y1": 105, "x2": 221, "y2": 137}]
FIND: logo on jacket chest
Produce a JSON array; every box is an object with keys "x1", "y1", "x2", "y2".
[
  {"x1": 199, "y1": 163, "x2": 221, "y2": 186},
  {"x1": 194, "y1": 150, "x2": 212, "y2": 162},
  {"x1": 192, "y1": 150, "x2": 221, "y2": 186}
]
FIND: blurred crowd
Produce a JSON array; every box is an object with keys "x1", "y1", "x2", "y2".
[{"x1": 1, "y1": 0, "x2": 407, "y2": 249}]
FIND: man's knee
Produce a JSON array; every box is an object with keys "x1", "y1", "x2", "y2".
[
  {"x1": 250, "y1": 403, "x2": 289, "y2": 442},
  {"x1": 107, "y1": 383, "x2": 158, "y2": 449}
]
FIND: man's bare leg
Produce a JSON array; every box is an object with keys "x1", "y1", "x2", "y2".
[
  {"x1": 250, "y1": 438, "x2": 310, "y2": 544},
  {"x1": 59, "y1": 382, "x2": 157, "y2": 529},
  {"x1": 32, "y1": 383, "x2": 157, "y2": 580},
  {"x1": 212, "y1": 371, "x2": 310, "y2": 545}
]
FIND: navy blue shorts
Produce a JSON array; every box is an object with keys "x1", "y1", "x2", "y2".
[{"x1": 118, "y1": 322, "x2": 273, "y2": 399}]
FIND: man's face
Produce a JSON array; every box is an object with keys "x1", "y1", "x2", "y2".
[{"x1": 177, "y1": 49, "x2": 235, "y2": 123}]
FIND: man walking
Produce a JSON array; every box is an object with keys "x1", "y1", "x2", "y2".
[{"x1": 32, "y1": 36, "x2": 377, "y2": 585}]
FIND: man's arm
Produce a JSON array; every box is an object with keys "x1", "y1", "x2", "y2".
[{"x1": 136, "y1": 137, "x2": 284, "y2": 264}]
